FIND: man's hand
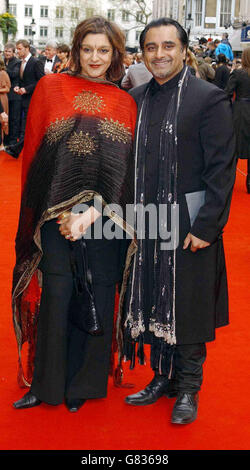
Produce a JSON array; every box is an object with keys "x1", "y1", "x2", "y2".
[
  {"x1": 19, "y1": 88, "x2": 27, "y2": 95},
  {"x1": 183, "y1": 233, "x2": 210, "y2": 253}
]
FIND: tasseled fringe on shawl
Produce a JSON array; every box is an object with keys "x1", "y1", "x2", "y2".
[
  {"x1": 113, "y1": 328, "x2": 146, "y2": 389},
  {"x1": 114, "y1": 328, "x2": 175, "y2": 385},
  {"x1": 150, "y1": 337, "x2": 175, "y2": 379},
  {"x1": 17, "y1": 301, "x2": 40, "y2": 388},
  {"x1": 15, "y1": 272, "x2": 41, "y2": 388}
]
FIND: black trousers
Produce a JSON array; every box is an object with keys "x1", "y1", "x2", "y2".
[
  {"x1": 5, "y1": 105, "x2": 28, "y2": 157},
  {"x1": 155, "y1": 343, "x2": 207, "y2": 393},
  {"x1": 30, "y1": 219, "x2": 121, "y2": 405},
  {"x1": 4, "y1": 100, "x2": 21, "y2": 146}
]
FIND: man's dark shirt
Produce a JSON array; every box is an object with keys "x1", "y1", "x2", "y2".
[{"x1": 145, "y1": 69, "x2": 183, "y2": 205}]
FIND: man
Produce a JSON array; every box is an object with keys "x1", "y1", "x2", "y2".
[
  {"x1": 4, "y1": 42, "x2": 21, "y2": 146},
  {"x1": 123, "y1": 18, "x2": 235, "y2": 424},
  {"x1": 221, "y1": 32, "x2": 232, "y2": 50},
  {"x1": 39, "y1": 40, "x2": 61, "y2": 74},
  {"x1": 121, "y1": 53, "x2": 152, "y2": 89},
  {"x1": 196, "y1": 53, "x2": 215, "y2": 81},
  {"x1": 205, "y1": 40, "x2": 216, "y2": 60},
  {"x1": 215, "y1": 38, "x2": 234, "y2": 62},
  {"x1": 4, "y1": 39, "x2": 44, "y2": 159}
]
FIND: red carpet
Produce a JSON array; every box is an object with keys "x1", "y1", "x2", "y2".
[{"x1": 0, "y1": 152, "x2": 249, "y2": 450}]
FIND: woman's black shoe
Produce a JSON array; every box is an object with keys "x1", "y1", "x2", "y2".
[
  {"x1": 65, "y1": 398, "x2": 86, "y2": 412},
  {"x1": 13, "y1": 391, "x2": 42, "y2": 409}
]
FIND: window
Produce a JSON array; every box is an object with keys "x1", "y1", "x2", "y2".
[
  {"x1": 24, "y1": 25, "x2": 32, "y2": 36},
  {"x1": 136, "y1": 30, "x2": 141, "y2": 41},
  {"x1": 107, "y1": 9, "x2": 115, "y2": 21},
  {"x1": 25, "y1": 5, "x2": 33, "y2": 17},
  {"x1": 40, "y1": 6, "x2": 48, "y2": 18},
  {"x1": 220, "y1": 0, "x2": 232, "y2": 27},
  {"x1": 71, "y1": 7, "x2": 79, "y2": 19},
  {"x1": 70, "y1": 28, "x2": 75, "y2": 39},
  {"x1": 136, "y1": 11, "x2": 144, "y2": 22},
  {"x1": 195, "y1": 0, "x2": 202, "y2": 27},
  {"x1": 56, "y1": 6, "x2": 64, "y2": 18},
  {"x1": 40, "y1": 26, "x2": 48, "y2": 37},
  {"x1": 124, "y1": 30, "x2": 129, "y2": 41},
  {"x1": 55, "y1": 27, "x2": 64, "y2": 38},
  {"x1": 9, "y1": 4, "x2": 17, "y2": 16},
  {"x1": 122, "y1": 10, "x2": 129, "y2": 22},
  {"x1": 86, "y1": 8, "x2": 94, "y2": 18}
]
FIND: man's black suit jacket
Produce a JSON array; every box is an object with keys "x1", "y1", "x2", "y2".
[
  {"x1": 19, "y1": 56, "x2": 45, "y2": 108},
  {"x1": 129, "y1": 72, "x2": 236, "y2": 344},
  {"x1": 39, "y1": 54, "x2": 61, "y2": 73},
  {"x1": 129, "y1": 74, "x2": 236, "y2": 244}
]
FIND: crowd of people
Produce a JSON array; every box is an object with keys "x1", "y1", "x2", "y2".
[
  {"x1": 0, "y1": 31, "x2": 249, "y2": 174},
  {"x1": 1, "y1": 16, "x2": 249, "y2": 425}
]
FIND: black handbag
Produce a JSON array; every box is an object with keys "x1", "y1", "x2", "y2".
[{"x1": 68, "y1": 238, "x2": 103, "y2": 336}]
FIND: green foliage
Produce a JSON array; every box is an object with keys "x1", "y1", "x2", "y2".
[{"x1": 0, "y1": 12, "x2": 18, "y2": 37}]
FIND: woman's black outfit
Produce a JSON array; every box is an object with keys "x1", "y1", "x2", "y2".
[{"x1": 11, "y1": 72, "x2": 137, "y2": 403}]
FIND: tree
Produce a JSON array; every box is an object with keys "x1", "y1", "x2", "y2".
[
  {"x1": 0, "y1": 12, "x2": 17, "y2": 44},
  {"x1": 52, "y1": 0, "x2": 103, "y2": 43},
  {"x1": 111, "y1": 0, "x2": 152, "y2": 27}
]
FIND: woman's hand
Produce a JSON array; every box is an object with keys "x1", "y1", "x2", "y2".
[{"x1": 57, "y1": 207, "x2": 101, "y2": 242}]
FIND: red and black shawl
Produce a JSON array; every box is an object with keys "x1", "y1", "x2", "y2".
[{"x1": 12, "y1": 72, "x2": 137, "y2": 387}]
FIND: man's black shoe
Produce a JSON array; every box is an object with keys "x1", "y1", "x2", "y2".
[
  {"x1": 171, "y1": 392, "x2": 198, "y2": 424},
  {"x1": 4, "y1": 146, "x2": 19, "y2": 159},
  {"x1": 13, "y1": 391, "x2": 42, "y2": 409},
  {"x1": 65, "y1": 398, "x2": 86, "y2": 412},
  {"x1": 125, "y1": 375, "x2": 177, "y2": 406}
]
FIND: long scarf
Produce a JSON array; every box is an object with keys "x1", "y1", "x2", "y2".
[{"x1": 122, "y1": 66, "x2": 190, "y2": 377}]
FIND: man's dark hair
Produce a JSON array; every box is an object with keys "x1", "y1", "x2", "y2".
[
  {"x1": 139, "y1": 17, "x2": 189, "y2": 52},
  {"x1": 16, "y1": 39, "x2": 30, "y2": 50},
  {"x1": 217, "y1": 53, "x2": 227, "y2": 64}
]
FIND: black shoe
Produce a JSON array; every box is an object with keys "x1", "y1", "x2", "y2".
[
  {"x1": 13, "y1": 391, "x2": 42, "y2": 409},
  {"x1": 171, "y1": 392, "x2": 198, "y2": 424},
  {"x1": 65, "y1": 398, "x2": 86, "y2": 412},
  {"x1": 4, "y1": 146, "x2": 19, "y2": 159},
  {"x1": 125, "y1": 375, "x2": 177, "y2": 406}
]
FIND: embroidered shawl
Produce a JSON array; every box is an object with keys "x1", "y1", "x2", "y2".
[{"x1": 12, "y1": 72, "x2": 137, "y2": 387}]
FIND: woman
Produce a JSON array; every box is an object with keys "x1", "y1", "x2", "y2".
[
  {"x1": 226, "y1": 47, "x2": 250, "y2": 193},
  {"x1": 12, "y1": 17, "x2": 137, "y2": 412},
  {"x1": 0, "y1": 57, "x2": 10, "y2": 150},
  {"x1": 213, "y1": 53, "x2": 230, "y2": 90},
  {"x1": 186, "y1": 48, "x2": 200, "y2": 77},
  {"x1": 54, "y1": 44, "x2": 70, "y2": 73}
]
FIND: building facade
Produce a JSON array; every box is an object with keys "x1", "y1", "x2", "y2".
[
  {"x1": 2, "y1": 0, "x2": 152, "y2": 50},
  {"x1": 153, "y1": 0, "x2": 243, "y2": 41}
]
